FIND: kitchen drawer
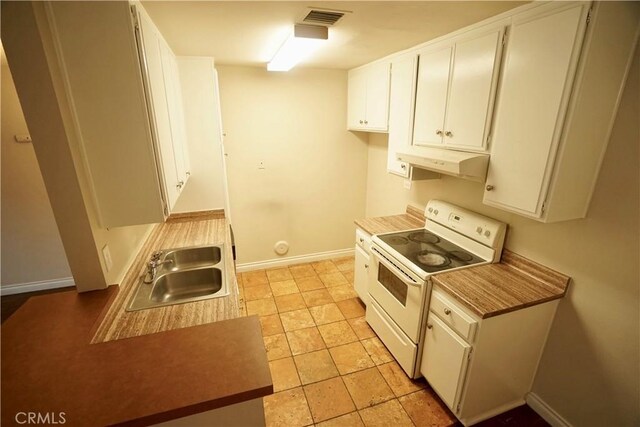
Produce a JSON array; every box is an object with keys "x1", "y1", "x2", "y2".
[
  {"x1": 366, "y1": 298, "x2": 418, "y2": 378},
  {"x1": 430, "y1": 287, "x2": 478, "y2": 341},
  {"x1": 355, "y1": 228, "x2": 372, "y2": 252}
]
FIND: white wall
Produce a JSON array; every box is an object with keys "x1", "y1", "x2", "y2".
[
  {"x1": 173, "y1": 57, "x2": 226, "y2": 214},
  {"x1": 0, "y1": 50, "x2": 72, "y2": 287},
  {"x1": 216, "y1": 65, "x2": 369, "y2": 264},
  {"x1": 365, "y1": 44, "x2": 639, "y2": 427}
]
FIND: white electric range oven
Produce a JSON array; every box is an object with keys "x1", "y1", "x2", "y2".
[{"x1": 366, "y1": 200, "x2": 506, "y2": 378}]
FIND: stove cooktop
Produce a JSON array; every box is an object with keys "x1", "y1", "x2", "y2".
[{"x1": 376, "y1": 229, "x2": 485, "y2": 274}]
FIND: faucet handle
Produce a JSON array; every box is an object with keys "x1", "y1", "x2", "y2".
[{"x1": 151, "y1": 250, "x2": 163, "y2": 261}]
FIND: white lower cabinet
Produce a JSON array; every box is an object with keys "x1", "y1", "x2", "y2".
[
  {"x1": 421, "y1": 313, "x2": 471, "y2": 410},
  {"x1": 421, "y1": 287, "x2": 560, "y2": 425},
  {"x1": 353, "y1": 228, "x2": 372, "y2": 305}
]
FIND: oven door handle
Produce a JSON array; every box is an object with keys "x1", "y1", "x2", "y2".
[{"x1": 371, "y1": 249, "x2": 421, "y2": 287}]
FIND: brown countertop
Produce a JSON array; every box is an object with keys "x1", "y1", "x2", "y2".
[
  {"x1": 432, "y1": 250, "x2": 570, "y2": 319},
  {"x1": 0, "y1": 286, "x2": 272, "y2": 426},
  {"x1": 354, "y1": 205, "x2": 425, "y2": 235}
]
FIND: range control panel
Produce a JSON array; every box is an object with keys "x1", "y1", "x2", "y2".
[{"x1": 424, "y1": 200, "x2": 506, "y2": 248}]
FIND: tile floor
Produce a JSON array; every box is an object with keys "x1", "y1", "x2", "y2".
[{"x1": 237, "y1": 256, "x2": 458, "y2": 427}]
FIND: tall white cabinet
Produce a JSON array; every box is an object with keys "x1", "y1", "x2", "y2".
[
  {"x1": 483, "y1": 4, "x2": 589, "y2": 218},
  {"x1": 482, "y1": 2, "x2": 637, "y2": 222},
  {"x1": 44, "y1": 1, "x2": 195, "y2": 226},
  {"x1": 135, "y1": 5, "x2": 190, "y2": 212}
]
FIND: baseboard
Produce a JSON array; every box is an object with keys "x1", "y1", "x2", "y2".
[
  {"x1": 460, "y1": 399, "x2": 525, "y2": 426},
  {"x1": 526, "y1": 392, "x2": 572, "y2": 427},
  {"x1": 236, "y1": 248, "x2": 354, "y2": 272},
  {"x1": 1, "y1": 277, "x2": 75, "y2": 296}
]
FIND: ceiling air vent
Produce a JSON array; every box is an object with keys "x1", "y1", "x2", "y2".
[{"x1": 302, "y1": 9, "x2": 345, "y2": 26}]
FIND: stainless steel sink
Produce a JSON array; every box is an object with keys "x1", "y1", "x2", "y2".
[
  {"x1": 162, "y1": 246, "x2": 222, "y2": 271},
  {"x1": 151, "y1": 267, "x2": 223, "y2": 303},
  {"x1": 127, "y1": 244, "x2": 229, "y2": 311}
]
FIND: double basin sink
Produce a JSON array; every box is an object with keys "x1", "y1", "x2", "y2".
[{"x1": 127, "y1": 244, "x2": 229, "y2": 311}]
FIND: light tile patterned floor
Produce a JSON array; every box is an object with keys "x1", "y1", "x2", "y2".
[{"x1": 237, "y1": 256, "x2": 458, "y2": 427}]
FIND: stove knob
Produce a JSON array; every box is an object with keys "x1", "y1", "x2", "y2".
[
  {"x1": 428, "y1": 207, "x2": 433, "y2": 213},
  {"x1": 476, "y1": 226, "x2": 483, "y2": 234},
  {"x1": 433, "y1": 209, "x2": 439, "y2": 215},
  {"x1": 484, "y1": 230, "x2": 491, "y2": 237}
]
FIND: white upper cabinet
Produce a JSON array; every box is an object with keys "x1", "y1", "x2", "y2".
[
  {"x1": 135, "y1": 5, "x2": 190, "y2": 212},
  {"x1": 482, "y1": 2, "x2": 637, "y2": 222},
  {"x1": 412, "y1": 47, "x2": 452, "y2": 147},
  {"x1": 347, "y1": 61, "x2": 391, "y2": 132},
  {"x1": 387, "y1": 54, "x2": 418, "y2": 177},
  {"x1": 413, "y1": 27, "x2": 504, "y2": 152},
  {"x1": 45, "y1": 2, "x2": 166, "y2": 228}
]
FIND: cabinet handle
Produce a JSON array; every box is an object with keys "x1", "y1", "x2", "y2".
[
  {"x1": 443, "y1": 308, "x2": 451, "y2": 315},
  {"x1": 486, "y1": 185, "x2": 494, "y2": 192},
  {"x1": 400, "y1": 164, "x2": 406, "y2": 169},
  {"x1": 436, "y1": 129, "x2": 443, "y2": 136},
  {"x1": 364, "y1": 264, "x2": 369, "y2": 269},
  {"x1": 359, "y1": 238, "x2": 364, "y2": 243},
  {"x1": 364, "y1": 120, "x2": 368, "y2": 125},
  {"x1": 427, "y1": 323, "x2": 433, "y2": 330},
  {"x1": 359, "y1": 120, "x2": 364, "y2": 124},
  {"x1": 445, "y1": 131, "x2": 453, "y2": 137},
  {"x1": 176, "y1": 180, "x2": 184, "y2": 189}
]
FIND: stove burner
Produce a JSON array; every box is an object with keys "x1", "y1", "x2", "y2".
[
  {"x1": 408, "y1": 231, "x2": 440, "y2": 244},
  {"x1": 449, "y1": 250, "x2": 473, "y2": 262},
  {"x1": 387, "y1": 236, "x2": 409, "y2": 245},
  {"x1": 416, "y1": 251, "x2": 450, "y2": 267}
]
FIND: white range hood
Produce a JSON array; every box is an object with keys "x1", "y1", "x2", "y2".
[{"x1": 397, "y1": 147, "x2": 489, "y2": 182}]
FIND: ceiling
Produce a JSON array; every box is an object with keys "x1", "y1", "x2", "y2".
[{"x1": 141, "y1": 1, "x2": 526, "y2": 70}]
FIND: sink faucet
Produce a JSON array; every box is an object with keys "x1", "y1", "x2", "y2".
[{"x1": 143, "y1": 251, "x2": 173, "y2": 284}]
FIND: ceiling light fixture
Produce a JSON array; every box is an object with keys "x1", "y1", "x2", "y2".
[{"x1": 267, "y1": 24, "x2": 328, "y2": 72}]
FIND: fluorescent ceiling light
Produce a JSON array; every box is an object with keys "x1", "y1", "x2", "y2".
[{"x1": 267, "y1": 24, "x2": 328, "y2": 72}]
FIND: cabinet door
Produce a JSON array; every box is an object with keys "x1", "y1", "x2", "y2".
[
  {"x1": 387, "y1": 54, "x2": 418, "y2": 177},
  {"x1": 444, "y1": 29, "x2": 502, "y2": 151},
  {"x1": 413, "y1": 46, "x2": 452, "y2": 146},
  {"x1": 421, "y1": 313, "x2": 471, "y2": 411},
  {"x1": 364, "y1": 61, "x2": 391, "y2": 131},
  {"x1": 347, "y1": 68, "x2": 367, "y2": 130},
  {"x1": 160, "y1": 40, "x2": 190, "y2": 191},
  {"x1": 354, "y1": 245, "x2": 370, "y2": 305},
  {"x1": 138, "y1": 10, "x2": 180, "y2": 210},
  {"x1": 483, "y1": 4, "x2": 588, "y2": 216}
]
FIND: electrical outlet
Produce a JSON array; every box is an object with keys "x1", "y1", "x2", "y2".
[{"x1": 102, "y1": 244, "x2": 113, "y2": 272}]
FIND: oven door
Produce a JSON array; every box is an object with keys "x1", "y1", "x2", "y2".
[{"x1": 369, "y1": 245, "x2": 429, "y2": 343}]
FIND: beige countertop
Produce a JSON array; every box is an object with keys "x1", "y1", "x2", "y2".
[
  {"x1": 354, "y1": 205, "x2": 425, "y2": 235},
  {"x1": 356, "y1": 208, "x2": 570, "y2": 319},
  {"x1": 432, "y1": 250, "x2": 570, "y2": 319},
  {"x1": 92, "y1": 214, "x2": 242, "y2": 343}
]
